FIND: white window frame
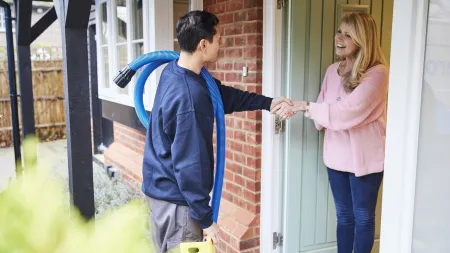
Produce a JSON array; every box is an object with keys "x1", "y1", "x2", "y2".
[
  {"x1": 0, "y1": 10, "x2": 5, "y2": 32},
  {"x1": 96, "y1": 0, "x2": 203, "y2": 111}
]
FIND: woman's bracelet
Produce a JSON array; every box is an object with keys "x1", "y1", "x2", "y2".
[{"x1": 304, "y1": 101, "x2": 310, "y2": 118}]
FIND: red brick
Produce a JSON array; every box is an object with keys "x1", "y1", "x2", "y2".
[
  {"x1": 243, "y1": 47, "x2": 263, "y2": 59},
  {"x1": 226, "y1": 0, "x2": 244, "y2": 12},
  {"x1": 234, "y1": 130, "x2": 246, "y2": 142},
  {"x1": 233, "y1": 118, "x2": 243, "y2": 129},
  {"x1": 246, "y1": 180, "x2": 261, "y2": 192},
  {"x1": 247, "y1": 35, "x2": 263, "y2": 46},
  {"x1": 234, "y1": 35, "x2": 247, "y2": 46},
  {"x1": 226, "y1": 129, "x2": 234, "y2": 138},
  {"x1": 247, "y1": 133, "x2": 262, "y2": 145},
  {"x1": 213, "y1": 72, "x2": 225, "y2": 80},
  {"x1": 218, "y1": 61, "x2": 233, "y2": 71},
  {"x1": 218, "y1": 48, "x2": 225, "y2": 58},
  {"x1": 234, "y1": 10, "x2": 247, "y2": 22},
  {"x1": 247, "y1": 85, "x2": 262, "y2": 94},
  {"x1": 226, "y1": 182, "x2": 242, "y2": 195},
  {"x1": 246, "y1": 157, "x2": 261, "y2": 168},
  {"x1": 243, "y1": 0, "x2": 262, "y2": 8},
  {"x1": 235, "y1": 197, "x2": 246, "y2": 210},
  {"x1": 226, "y1": 150, "x2": 233, "y2": 160},
  {"x1": 225, "y1": 72, "x2": 241, "y2": 82},
  {"x1": 206, "y1": 62, "x2": 217, "y2": 70},
  {"x1": 229, "y1": 162, "x2": 243, "y2": 174},
  {"x1": 239, "y1": 238, "x2": 260, "y2": 250},
  {"x1": 225, "y1": 170, "x2": 234, "y2": 181},
  {"x1": 225, "y1": 48, "x2": 243, "y2": 58},
  {"x1": 230, "y1": 140, "x2": 243, "y2": 152},
  {"x1": 219, "y1": 13, "x2": 234, "y2": 24},
  {"x1": 221, "y1": 231, "x2": 231, "y2": 244},
  {"x1": 221, "y1": 37, "x2": 231, "y2": 47},
  {"x1": 243, "y1": 167, "x2": 257, "y2": 180},
  {"x1": 204, "y1": 0, "x2": 216, "y2": 6},
  {"x1": 226, "y1": 117, "x2": 234, "y2": 127},
  {"x1": 234, "y1": 153, "x2": 246, "y2": 164},
  {"x1": 234, "y1": 111, "x2": 246, "y2": 119},
  {"x1": 234, "y1": 174, "x2": 245, "y2": 187},
  {"x1": 243, "y1": 22, "x2": 263, "y2": 34},
  {"x1": 223, "y1": 191, "x2": 234, "y2": 202},
  {"x1": 247, "y1": 111, "x2": 261, "y2": 120},
  {"x1": 247, "y1": 8, "x2": 263, "y2": 21},
  {"x1": 224, "y1": 24, "x2": 243, "y2": 36},
  {"x1": 244, "y1": 189, "x2": 257, "y2": 202},
  {"x1": 244, "y1": 121, "x2": 261, "y2": 132},
  {"x1": 243, "y1": 144, "x2": 258, "y2": 157}
]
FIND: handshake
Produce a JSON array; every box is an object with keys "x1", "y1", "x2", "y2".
[{"x1": 269, "y1": 97, "x2": 309, "y2": 120}]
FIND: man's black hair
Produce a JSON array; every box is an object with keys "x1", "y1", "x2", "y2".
[{"x1": 176, "y1": 10, "x2": 219, "y2": 53}]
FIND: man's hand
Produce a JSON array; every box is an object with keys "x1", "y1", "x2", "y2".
[
  {"x1": 271, "y1": 100, "x2": 308, "y2": 120},
  {"x1": 270, "y1": 97, "x2": 293, "y2": 112},
  {"x1": 204, "y1": 222, "x2": 220, "y2": 244}
]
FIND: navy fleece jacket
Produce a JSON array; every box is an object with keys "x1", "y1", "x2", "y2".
[{"x1": 142, "y1": 60, "x2": 272, "y2": 229}]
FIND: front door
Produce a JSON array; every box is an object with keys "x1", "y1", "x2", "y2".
[{"x1": 280, "y1": 1, "x2": 393, "y2": 252}]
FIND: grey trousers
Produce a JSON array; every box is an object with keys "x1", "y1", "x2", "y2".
[{"x1": 147, "y1": 197, "x2": 203, "y2": 253}]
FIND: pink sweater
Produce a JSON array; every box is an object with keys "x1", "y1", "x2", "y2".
[{"x1": 309, "y1": 62, "x2": 389, "y2": 177}]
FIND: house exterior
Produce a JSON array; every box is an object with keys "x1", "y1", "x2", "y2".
[
  {"x1": 0, "y1": 1, "x2": 62, "y2": 59},
  {"x1": 90, "y1": 0, "x2": 450, "y2": 252}
]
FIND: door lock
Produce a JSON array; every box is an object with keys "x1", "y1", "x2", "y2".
[{"x1": 275, "y1": 117, "x2": 285, "y2": 134}]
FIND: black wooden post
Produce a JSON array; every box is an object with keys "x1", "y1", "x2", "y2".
[
  {"x1": 58, "y1": 0, "x2": 95, "y2": 220},
  {"x1": 16, "y1": 0, "x2": 35, "y2": 142},
  {"x1": 0, "y1": 1, "x2": 22, "y2": 173}
]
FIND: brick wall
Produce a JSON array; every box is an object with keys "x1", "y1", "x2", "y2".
[
  {"x1": 104, "y1": 122, "x2": 145, "y2": 186},
  {"x1": 103, "y1": 1, "x2": 265, "y2": 252},
  {"x1": 204, "y1": 1, "x2": 264, "y2": 252}
]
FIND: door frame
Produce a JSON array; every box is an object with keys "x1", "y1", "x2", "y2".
[
  {"x1": 261, "y1": 0, "x2": 284, "y2": 252},
  {"x1": 379, "y1": 0, "x2": 429, "y2": 252}
]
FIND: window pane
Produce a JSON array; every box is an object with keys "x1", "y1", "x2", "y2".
[
  {"x1": 116, "y1": 0, "x2": 127, "y2": 43},
  {"x1": 412, "y1": 0, "x2": 450, "y2": 252},
  {"x1": 173, "y1": 0, "x2": 190, "y2": 51},
  {"x1": 117, "y1": 44, "x2": 128, "y2": 94},
  {"x1": 132, "y1": 0, "x2": 143, "y2": 40},
  {"x1": 101, "y1": 2, "x2": 108, "y2": 44},
  {"x1": 133, "y1": 42, "x2": 145, "y2": 93},
  {"x1": 102, "y1": 46, "x2": 109, "y2": 88}
]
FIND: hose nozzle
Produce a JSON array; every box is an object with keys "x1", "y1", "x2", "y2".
[{"x1": 113, "y1": 65, "x2": 136, "y2": 88}]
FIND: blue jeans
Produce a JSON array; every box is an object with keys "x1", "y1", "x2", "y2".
[{"x1": 327, "y1": 168, "x2": 383, "y2": 253}]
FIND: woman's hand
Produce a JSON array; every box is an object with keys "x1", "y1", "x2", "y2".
[{"x1": 271, "y1": 100, "x2": 308, "y2": 120}]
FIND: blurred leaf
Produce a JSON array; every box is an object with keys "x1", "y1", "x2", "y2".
[{"x1": 0, "y1": 137, "x2": 154, "y2": 253}]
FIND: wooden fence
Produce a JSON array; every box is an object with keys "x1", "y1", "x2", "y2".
[{"x1": 0, "y1": 60, "x2": 65, "y2": 147}]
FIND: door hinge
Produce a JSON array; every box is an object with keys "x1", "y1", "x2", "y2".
[
  {"x1": 273, "y1": 232, "x2": 283, "y2": 249},
  {"x1": 275, "y1": 117, "x2": 285, "y2": 134},
  {"x1": 277, "y1": 0, "x2": 287, "y2": 9}
]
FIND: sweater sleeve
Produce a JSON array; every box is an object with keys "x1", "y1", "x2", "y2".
[
  {"x1": 171, "y1": 111, "x2": 214, "y2": 229},
  {"x1": 309, "y1": 65, "x2": 389, "y2": 131},
  {"x1": 214, "y1": 78, "x2": 273, "y2": 114},
  {"x1": 313, "y1": 70, "x2": 329, "y2": 131}
]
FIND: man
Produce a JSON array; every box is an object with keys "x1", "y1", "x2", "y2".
[{"x1": 142, "y1": 10, "x2": 291, "y2": 253}]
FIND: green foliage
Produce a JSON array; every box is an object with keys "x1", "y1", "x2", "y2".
[{"x1": 0, "y1": 137, "x2": 154, "y2": 253}]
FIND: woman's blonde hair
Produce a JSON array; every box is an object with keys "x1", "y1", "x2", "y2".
[{"x1": 339, "y1": 12, "x2": 387, "y2": 92}]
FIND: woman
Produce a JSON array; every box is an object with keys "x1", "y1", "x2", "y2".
[{"x1": 273, "y1": 12, "x2": 389, "y2": 253}]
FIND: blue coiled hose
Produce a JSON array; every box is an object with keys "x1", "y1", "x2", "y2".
[{"x1": 114, "y1": 50, "x2": 225, "y2": 223}]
